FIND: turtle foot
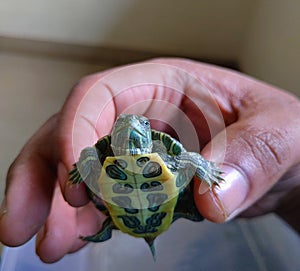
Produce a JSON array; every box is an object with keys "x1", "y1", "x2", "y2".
[
  {"x1": 69, "y1": 165, "x2": 84, "y2": 184},
  {"x1": 69, "y1": 146, "x2": 102, "y2": 185},
  {"x1": 196, "y1": 161, "x2": 224, "y2": 188},
  {"x1": 80, "y1": 218, "x2": 115, "y2": 242}
]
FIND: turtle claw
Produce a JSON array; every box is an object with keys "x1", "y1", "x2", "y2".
[
  {"x1": 196, "y1": 161, "x2": 224, "y2": 188},
  {"x1": 69, "y1": 165, "x2": 84, "y2": 184}
]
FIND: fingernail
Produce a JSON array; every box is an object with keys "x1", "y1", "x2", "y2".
[
  {"x1": 214, "y1": 164, "x2": 249, "y2": 220},
  {"x1": 0, "y1": 198, "x2": 8, "y2": 220},
  {"x1": 198, "y1": 181, "x2": 210, "y2": 194}
]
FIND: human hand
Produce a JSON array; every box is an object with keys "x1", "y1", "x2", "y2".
[{"x1": 0, "y1": 58, "x2": 299, "y2": 263}]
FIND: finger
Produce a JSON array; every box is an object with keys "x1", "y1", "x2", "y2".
[
  {"x1": 57, "y1": 72, "x2": 117, "y2": 207},
  {"x1": 0, "y1": 115, "x2": 58, "y2": 246},
  {"x1": 36, "y1": 185, "x2": 105, "y2": 263},
  {"x1": 35, "y1": 184, "x2": 76, "y2": 263},
  {"x1": 195, "y1": 83, "x2": 300, "y2": 222},
  {"x1": 57, "y1": 162, "x2": 89, "y2": 207}
]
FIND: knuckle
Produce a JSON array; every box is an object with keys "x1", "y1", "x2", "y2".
[{"x1": 241, "y1": 128, "x2": 290, "y2": 178}]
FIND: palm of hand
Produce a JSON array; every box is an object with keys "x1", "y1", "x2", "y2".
[{"x1": 0, "y1": 59, "x2": 299, "y2": 263}]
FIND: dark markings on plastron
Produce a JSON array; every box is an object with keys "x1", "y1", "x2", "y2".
[
  {"x1": 112, "y1": 183, "x2": 134, "y2": 194},
  {"x1": 147, "y1": 193, "x2": 168, "y2": 212},
  {"x1": 124, "y1": 208, "x2": 139, "y2": 214},
  {"x1": 136, "y1": 156, "x2": 150, "y2": 167},
  {"x1": 114, "y1": 159, "x2": 128, "y2": 169},
  {"x1": 106, "y1": 165, "x2": 127, "y2": 180},
  {"x1": 143, "y1": 162, "x2": 162, "y2": 178},
  {"x1": 118, "y1": 215, "x2": 141, "y2": 228},
  {"x1": 133, "y1": 225, "x2": 158, "y2": 234},
  {"x1": 131, "y1": 212, "x2": 167, "y2": 234},
  {"x1": 111, "y1": 196, "x2": 138, "y2": 214},
  {"x1": 146, "y1": 212, "x2": 167, "y2": 227},
  {"x1": 140, "y1": 181, "x2": 163, "y2": 192}
]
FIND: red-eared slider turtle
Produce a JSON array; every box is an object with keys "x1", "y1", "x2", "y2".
[{"x1": 69, "y1": 114, "x2": 223, "y2": 258}]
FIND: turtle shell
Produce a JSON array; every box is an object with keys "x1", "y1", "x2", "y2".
[
  {"x1": 98, "y1": 153, "x2": 182, "y2": 239},
  {"x1": 69, "y1": 115, "x2": 222, "y2": 259}
]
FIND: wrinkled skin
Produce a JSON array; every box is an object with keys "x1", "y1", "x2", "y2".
[{"x1": 0, "y1": 58, "x2": 299, "y2": 263}]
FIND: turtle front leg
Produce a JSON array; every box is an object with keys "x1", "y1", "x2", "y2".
[
  {"x1": 69, "y1": 147, "x2": 102, "y2": 184},
  {"x1": 176, "y1": 152, "x2": 224, "y2": 187}
]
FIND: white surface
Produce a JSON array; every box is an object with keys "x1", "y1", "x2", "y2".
[
  {"x1": 1, "y1": 238, "x2": 90, "y2": 271},
  {"x1": 1, "y1": 216, "x2": 299, "y2": 271}
]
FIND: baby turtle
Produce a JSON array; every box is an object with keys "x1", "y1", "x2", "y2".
[{"x1": 69, "y1": 114, "x2": 223, "y2": 258}]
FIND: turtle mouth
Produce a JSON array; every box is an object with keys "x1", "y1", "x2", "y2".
[
  {"x1": 111, "y1": 131, "x2": 153, "y2": 155},
  {"x1": 112, "y1": 146, "x2": 152, "y2": 155},
  {"x1": 110, "y1": 143, "x2": 152, "y2": 155}
]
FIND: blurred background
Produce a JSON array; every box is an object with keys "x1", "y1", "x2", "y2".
[{"x1": 0, "y1": 0, "x2": 299, "y2": 270}]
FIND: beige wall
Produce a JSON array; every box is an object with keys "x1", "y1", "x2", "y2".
[
  {"x1": 0, "y1": 0, "x2": 254, "y2": 60},
  {"x1": 1, "y1": 0, "x2": 299, "y2": 94},
  {"x1": 240, "y1": 0, "x2": 300, "y2": 95}
]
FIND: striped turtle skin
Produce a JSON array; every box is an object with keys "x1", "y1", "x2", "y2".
[{"x1": 69, "y1": 114, "x2": 223, "y2": 258}]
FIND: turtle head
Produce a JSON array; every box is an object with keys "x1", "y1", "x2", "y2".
[{"x1": 111, "y1": 114, "x2": 152, "y2": 155}]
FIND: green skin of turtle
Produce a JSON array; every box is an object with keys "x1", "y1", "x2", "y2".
[{"x1": 69, "y1": 114, "x2": 223, "y2": 258}]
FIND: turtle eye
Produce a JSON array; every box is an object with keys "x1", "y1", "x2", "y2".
[{"x1": 143, "y1": 120, "x2": 150, "y2": 127}]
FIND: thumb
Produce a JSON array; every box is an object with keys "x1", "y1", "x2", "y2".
[{"x1": 194, "y1": 93, "x2": 300, "y2": 222}]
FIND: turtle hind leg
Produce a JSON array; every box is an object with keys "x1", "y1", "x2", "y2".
[
  {"x1": 173, "y1": 180, "x2": 204, "y2": 223},
  {"x1": 144, "y1": 237, "x2": 157, "y2": 261},
  {"x1": 80, "y1": 217, "x2": 116, "y2": 242}
]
